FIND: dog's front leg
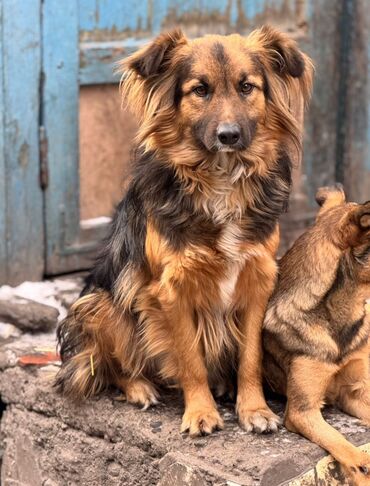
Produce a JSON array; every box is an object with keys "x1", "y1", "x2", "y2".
[
  {"x1": 286, "y1": 357, "x2": 370, "y2": 485},
  {"x1": 159, "y1": 291, "x2": 224, "y2": 437},
  {"x1": 236, "y1": 254, "x2": 280, "y2": 433}
]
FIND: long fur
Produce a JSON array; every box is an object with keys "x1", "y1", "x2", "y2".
[{"x1": 56, "y1": 26, "x2": 313, "y2": 404}]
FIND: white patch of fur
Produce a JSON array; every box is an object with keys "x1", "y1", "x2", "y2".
[
  {"x1": 219, "y1": 265, "x2": 242, "y2": 307},
  {"x1": 218, "y1": 146, "x2": 236, "y2": 153},
  {"x1": 217, "y1": 223, "x2": 269, "y2": 308},
  {"x1": 218, "y1": 223, "x2": 245, "y2": 308}
]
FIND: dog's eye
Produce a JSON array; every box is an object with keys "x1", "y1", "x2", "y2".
[
  {"x1": 193, "y1": 85, "x2": 208, "y2": 97},
  {"x1": 240, "y1": 82, "x2": 254, "y2": 95}
]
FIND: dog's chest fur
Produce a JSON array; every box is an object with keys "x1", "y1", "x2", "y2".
[{"x1": 216, "y1": 221, "x2": 253, "y2": 307}]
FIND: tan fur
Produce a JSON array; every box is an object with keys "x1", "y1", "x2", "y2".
[{"x1": 264, "y1": 186, "x2": 370, "y2": 484}]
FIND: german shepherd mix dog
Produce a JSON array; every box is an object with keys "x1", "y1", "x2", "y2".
[
  {"x1": 264, "y1": 185, "x2": 370, "y2": 484},
  {"x1": 56, "y1": 26, "x2": 312, "y2": 437}
]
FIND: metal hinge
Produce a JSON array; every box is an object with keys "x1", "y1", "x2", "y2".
[{"x1": 39, "y1": 125, "x2": 49, "y2": 190}]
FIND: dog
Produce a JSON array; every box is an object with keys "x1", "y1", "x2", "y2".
[
  {"x1": 56, "y1": 26, "x2": 312, "y2": 437},
  {"x1": 263, "y1": 185, "x2": 370, "y2": 484}
]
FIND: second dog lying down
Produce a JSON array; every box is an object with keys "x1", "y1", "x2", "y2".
[{"x1": 263, "y1": 185, "x2": 370, "y2": 485}]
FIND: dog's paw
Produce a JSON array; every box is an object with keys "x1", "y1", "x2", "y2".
[
  {"x1": 116, "y1": 379, "x2": 159, "y2": 410},
  {"x1": 237, "y1": 406, "x2": 281, "y2": 434},
  {"x1": 181, "y1": 406, "x2": 224, "y2": 437},
  {"x1": 344, "y1": 453, "x2": 370, "y2": 486}
]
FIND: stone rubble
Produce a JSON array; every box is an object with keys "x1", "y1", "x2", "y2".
[{"x1": 0, "y1": 297, "x2": 59, "y2": 333}]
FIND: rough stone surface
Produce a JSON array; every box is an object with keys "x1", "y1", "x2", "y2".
[
  {"x1": 0, "y1": 335, "x2": 370, "y2": 486},
  {"x1": 0, "y1": 297, "x2": 59, "y2": 333}
]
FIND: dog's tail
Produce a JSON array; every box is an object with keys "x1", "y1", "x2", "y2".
[{"x1": 55, "y1": 292, "x2": 119, "y2": 399}]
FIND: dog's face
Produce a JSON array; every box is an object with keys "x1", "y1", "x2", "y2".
[
  {"x1": 121, "y1": 27, "x2": 313, "y2": 161},
  {"x1": 177, "y1": 36, "x2": 267, "y2": 153}
]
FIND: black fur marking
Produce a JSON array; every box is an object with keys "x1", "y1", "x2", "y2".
[
  {"x1": 145, "y1": 156, "x2": 222, "y2": 249},
  {"x1": 260, "y1": 26, "x2": 305, "y2": 78},
  {"x1": 131, "y1": 44, "x2": 168, "y2": 78},
  {"x1": 191, "y1": 114, "x2": 213, "y2": 150},
  {"x1": 241, "y1": 118, "x2": 258, "y2": 150},
  {"x1": 174, "y1": 55, "x2": 194, "y2": 106},
  {"x1": 248, "y1": 54, "x2": 270, "y2": 97},
  {"x1": 245, "y1": 152, "x2": 292, "y2": 241},
  {"x1": 324, "y1": 261, "x2": 368, "y2": 359},
  {"x1": 332, "y1": 316, "x2": 367, "y2": 358},
  {"x1": 83, "y1": 183, "x2": 148, "y2": 295},
  {"x1": 354, "y1": 246, "x2": 370, "y2": 263},
  {"x1": 212, "y1": 42, "x2": 229, "y2": 67},
  {"x1": 280, "y1": 50, "x2": 305, "y2": 78},
  {"x1": 212, "y1": 42, "x2": 230, "y2": 90}
]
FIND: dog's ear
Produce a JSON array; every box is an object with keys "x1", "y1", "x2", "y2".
[
  {"x1": 247, "y1": 25, "x2": 313, "y2": 159},
  {"x1": 118, "y1": 29, "x2": 187, "y2": 144},
  {"x1": 358, "y1": 202, "x2": 370, "y2": 229},
  {"x1": 248, "y1": 25, "x2": 314, "y2": 105},
  {"x1": 315, "y1": 184, "x2": 346, "y2": 220},
  {"x1": 252, "y1": 25, "x2": 307, "y2": 78},
  {"x1": 124, "y1": 29, "x2": 187, "y2": 78},
  {"x1": 315, "y1": 184, "x2": 346, "y2": 207},
  {"x1": 360, "y1": 213, "x2": 370, "y2": 229}
]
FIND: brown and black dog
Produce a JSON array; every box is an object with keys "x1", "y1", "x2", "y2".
[
  {"x1": 56, "y1": 26, "x2": 312, "y2": 437},
  {"x1": 264, "y1": 185, "x2": 370, "y2": 484}
]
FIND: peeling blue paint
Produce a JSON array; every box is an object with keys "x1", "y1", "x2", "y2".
[{"x1": 0, "y1": 0, "x2": 44, "y2": 284}]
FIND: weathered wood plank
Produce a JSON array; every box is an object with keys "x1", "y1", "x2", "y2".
[
  {"x1": 79, "y1": 40, "x2": 148, "y2": 85},
  {"x1": 1, "y1": 0, "x2": 44, "y2": 285},
  {"x1": 339, "y1": 0, "x2": 370, "y2": 202},
  {"x1": 42, "y1": 0, "x2": 80, "y2": 275},
  {"x1": 0, "y1": 2, "x2": 7, "y2": 284},
  {"x1": 79, "y1": 0, "x2": 299, "y2": 41},
  {"x1": 367, "y1": 7, "x2": 370, "y2": 177},
  {"x1": 298, "y1": 0, "x2": 344, "y2": 206},
  {"x1": 79, "y1": 0, "x2": 151, "y2": 40}
]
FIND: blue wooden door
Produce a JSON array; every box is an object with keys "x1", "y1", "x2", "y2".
[{"x1": 0, "y1": 0, "x2": 369, "y2": 283}]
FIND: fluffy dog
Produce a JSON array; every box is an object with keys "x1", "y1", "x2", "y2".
[
  {"x1": 263, "y1": 185, "x2": 370, "y2": 484},
  {"x1": 56, "y1": 26, "x2": 312, "y2": 437}
]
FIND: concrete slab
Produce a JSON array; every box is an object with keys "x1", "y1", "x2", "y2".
[{"x1": 0, "y1": 335, "x2": 369, "y2": 485}]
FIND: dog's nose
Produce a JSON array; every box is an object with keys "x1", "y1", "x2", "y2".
[{"x1": 217, "y1": 123, "x2": 241, "y2": 145}]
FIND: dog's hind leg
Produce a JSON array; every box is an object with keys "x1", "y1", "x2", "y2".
[
  {"x1": 331, "y1": 346, "x2": 370, "y2": 426},
  {"x1": 285, "y1": 356, "x2": 370, "y2": 485},
  {"x1": 56, "y1": 291, "x2": 146, "y2": 401}
]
